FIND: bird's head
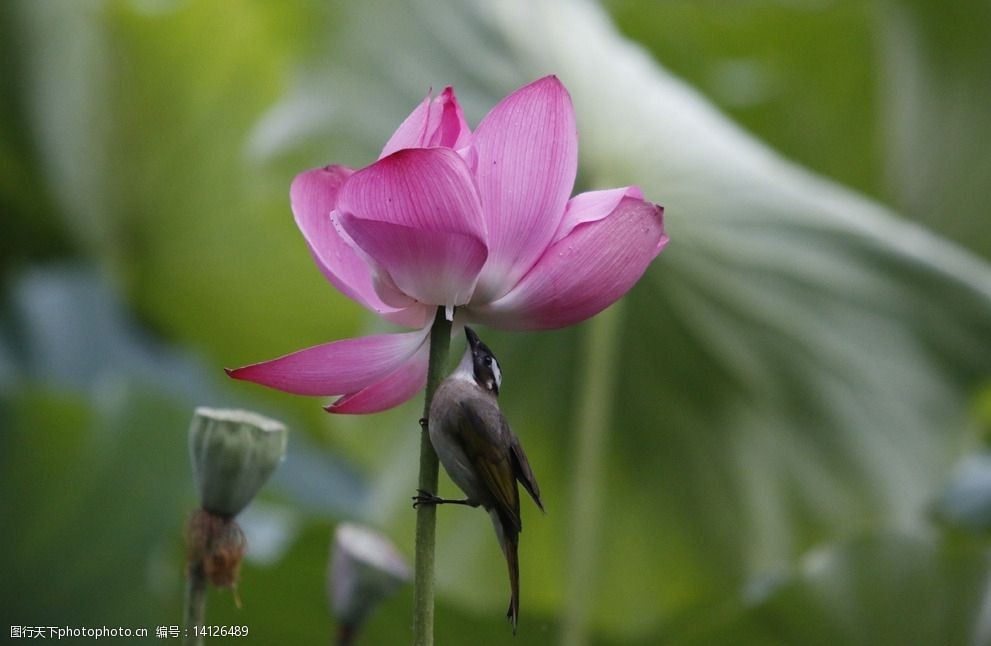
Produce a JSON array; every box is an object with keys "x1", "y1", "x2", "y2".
[{"x1": 464, "y1": 327, "x2": 502, "y2": 396}]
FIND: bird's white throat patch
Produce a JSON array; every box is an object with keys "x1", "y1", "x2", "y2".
[{"x1": 453, "y1": 347, "x2": 475, "y2": 382}]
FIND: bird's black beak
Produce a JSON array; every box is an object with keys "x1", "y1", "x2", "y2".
[{"x1": 465, "y1": 326, "x2": 481, "y2": 350}]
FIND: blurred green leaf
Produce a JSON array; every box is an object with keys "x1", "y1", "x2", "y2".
[
  {"x1": 6, "y1": 0, "x2": 362, "y2": 372},
  {"x1": 671, "y1": 532, "x2": 991, "y2": 646},
  {"x1": 876, "y1": 0, "x2": 991, "y2": 257},
  {"x1": 0, "y1": 266, "x2": 370, "y2": 636},
  {"x1": 0, "y1": 384, "x2": 190, "y2": 626},
  {"x1": 932, "y1": 453, "x2": 991, "y2": 537},
  {"x1": 0, "y1": 4, "x2": 75, "y2": 278},
  {"x1": 0, "y1": 265, "x2": 369, "y2": 518},
  {"x1": 5, "y1": 0, "x2": 991, "y2": 643},
  {"x1": 604, "y1": 0, "x2": 883, "y2": 202}
]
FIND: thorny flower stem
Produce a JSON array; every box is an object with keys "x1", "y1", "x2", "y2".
[{"x1": 412, "y1": 306, "x2": 453, "y2": 646}]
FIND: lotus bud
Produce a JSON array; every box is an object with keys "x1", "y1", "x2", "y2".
[{"x1": 328, "y1": 523, "x2": 411, "y2": 643}]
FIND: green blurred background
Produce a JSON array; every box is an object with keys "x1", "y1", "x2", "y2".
[{"x1": 3, "y1": 1, "x2": 991, "y2": 644}]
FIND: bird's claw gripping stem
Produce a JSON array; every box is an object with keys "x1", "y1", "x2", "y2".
[
  {"x1": 412, "y1": 489, "x2": 445, "y2": 508},
  {"x1": 412, "y1": 489, "x2": 477, "y2": 508}
]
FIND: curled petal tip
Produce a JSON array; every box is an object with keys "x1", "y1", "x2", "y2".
[
  {"x1": 380, "y1": 86, "x2": 470, "y2": 158},
  {"x1": 475, "y1": 195, "x2": 665, "y2": 330},
  {"x1": 532, "y1": 74, "x2": 569, "y2": 96},
  {"x1": 224, "y1": 367, "x2": 235, "y2": 378},
  {"x1": 654, "y1": 205, "x2": 668, "y2": 250}
]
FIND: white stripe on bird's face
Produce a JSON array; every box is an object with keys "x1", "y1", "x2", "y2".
[
  {"x1": 490, "y1": 357, "x2": 502, "y2": 392},
  {"x1": 460, "y1": 328, "x2": 503, "y2": 395}
]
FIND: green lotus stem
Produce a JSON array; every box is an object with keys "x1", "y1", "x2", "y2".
[
  {"x1": 561, "y1": 303, "x2": 623, "y2": 646},
  {"x1": 184, "y1": 562, "x2": 206, "y2": 646},
  {"x1": 412, "y1": 306, "x2": 453, "y2": 646}
]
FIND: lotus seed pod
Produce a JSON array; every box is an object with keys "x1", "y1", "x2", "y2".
[{"x1": 189, "y1": 407, "x2": 287, "y2": 516}]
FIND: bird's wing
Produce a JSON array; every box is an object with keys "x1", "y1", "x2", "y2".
[
  {"x1": 509, "y1": 430, "x2": 544, "y2": 512},
  {"x1": 455, "y1": 400, "x2": 521, "y2": 533}
]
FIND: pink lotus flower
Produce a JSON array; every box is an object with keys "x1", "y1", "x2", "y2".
[{"x1": 228, "y1": 76, "x2": 667, "y2": 413}]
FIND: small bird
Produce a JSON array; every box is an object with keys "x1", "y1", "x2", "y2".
[{"x1": 414, "y1": 326, "x2": 543, "y2": 633}]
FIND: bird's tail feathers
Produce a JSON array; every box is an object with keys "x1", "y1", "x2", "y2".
[
  {"x1": 491, "y1": 509, "x2": 520, "y2": 635},
  {"x1": 505, "y1": 531, "x2": 519, "y2": 635}
]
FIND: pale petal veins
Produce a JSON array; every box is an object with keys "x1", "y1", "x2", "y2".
[
  {"x1": 471, "y1": 75, "x2": 578, "y2": 302},
  {"x1": 336, "y1": 148, "x2": 488, "y2": 307},
  {"x1": 291, "y1": 165, "x2": 429, "y2": 328},
  {"x1": 229, "y1": 77, "x2": 667, "y2": 413},
  {"x1": 473, "y1": 197, "x2": 667, "y2": 330},
  {"x1": 327, "y1": 339, "x2": 431, "y2": 413},
  {"x1": 226, "y1": 328, "x2": 430, "y2": 396}
]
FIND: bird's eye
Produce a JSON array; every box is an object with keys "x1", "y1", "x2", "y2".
[{"x1": 483, "y1": 356, "x2": 492, "y2": 367}]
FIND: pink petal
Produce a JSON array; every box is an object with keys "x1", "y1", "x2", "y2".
[
  {"x1": 553, "y1": 186, "x2": 644, "y2": 242},
  {"x1": 336, "y1": 148, "x2": 488, "y2": 306},
  {"x1": 326, "y1": 339, "x2": 430, "y2": 414},
  {"x1": 380, "y1": 87, "x2": 471, "y2": 159},
  {"x1": 291, "y1": 166, "x2": 429, "y2": 328},
  {"x1": 471, "y1": 196, "x2": 667, "y2": 330},
  {"x1": 225, "y1": 328, "x2": 429, "y2": 396},
  {"x1": 471, "y1": 75, "x2": 578, "y2": 301},
  {"x1": 336, "y1": 215, "x2": 488, "y2": 307}
]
